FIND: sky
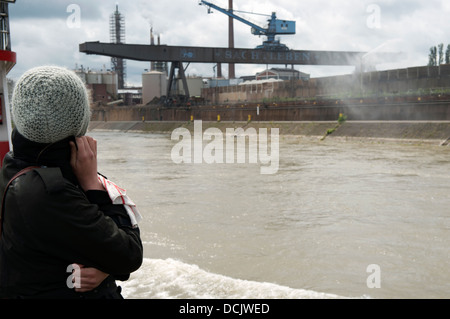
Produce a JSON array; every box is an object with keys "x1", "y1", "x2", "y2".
[{"x1": 6, "y1": 0, "x2": 450, "y2": 87}]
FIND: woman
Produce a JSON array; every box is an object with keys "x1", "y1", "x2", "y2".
[{"x1": 0, "y1": 66, "x2": 143, "y2": 298}]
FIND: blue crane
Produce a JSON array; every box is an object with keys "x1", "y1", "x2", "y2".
[{"x1": 199, "y1": 0, "x2": 296, "y2": 51}]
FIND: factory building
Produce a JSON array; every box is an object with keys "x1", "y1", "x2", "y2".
[
  {"x1": 256, "y1": 68, "x2": 310, "y2": 81},
  {"x1": 74, "y1": 68, "x2": 118, "y2": 105},
  {"x1": 142, "y1": 71, "x2": 167, "y2": 105}
]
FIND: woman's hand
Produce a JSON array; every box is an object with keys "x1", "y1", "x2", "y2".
[
  {"x1": 71, "y1": 264, "x2": 110, "y2": 293},
  {"x1": 70, "y1": 136, "x2": 104, "y2": 191}
]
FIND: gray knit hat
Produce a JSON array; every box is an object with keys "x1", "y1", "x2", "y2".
[{"x1": 11, "y1": 65, "x2": 91, "y2": 143}]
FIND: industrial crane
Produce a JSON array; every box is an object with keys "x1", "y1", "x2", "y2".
[{"x1": 199, "y1": 0, "x2": 295, "y2": 51}]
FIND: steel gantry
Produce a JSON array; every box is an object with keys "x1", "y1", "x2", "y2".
[{"x1": 80, "y1": 41, "x2": 400, "y2": 103}]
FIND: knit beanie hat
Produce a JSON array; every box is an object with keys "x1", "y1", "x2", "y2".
[{"x1": 11, "y1": 65, "x2": 91, "y2": 144}]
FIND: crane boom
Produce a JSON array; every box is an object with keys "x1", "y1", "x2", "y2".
[
  {"x1": 199, "y1": 0, "x2": 266, "y2": 34},
  {"x1": 199, "y1": 0, "x2": 295, "y2": 51}
]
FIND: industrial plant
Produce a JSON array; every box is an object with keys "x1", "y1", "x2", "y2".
[{"x1": 77, "y1": 2, "x2": 450, "y2": 122}]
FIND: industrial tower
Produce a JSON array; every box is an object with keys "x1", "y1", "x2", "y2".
[
  {"x1": 110, "y1": 5, "x2": 126, "y2": 89},
  {"x1": 228, "y1": 0, "x2": 235, "y2": 79}
]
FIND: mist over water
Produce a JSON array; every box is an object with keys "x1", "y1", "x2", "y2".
[{"x1": 91, "y1": 130, "x2": 450, "y2": 299}]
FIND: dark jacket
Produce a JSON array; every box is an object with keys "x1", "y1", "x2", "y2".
[{"x1": 0, "y1": 129, "x2": 143, "y2": 298}]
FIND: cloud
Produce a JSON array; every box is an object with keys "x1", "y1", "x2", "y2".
[
  {"x1": 5, "y1": 0, "x2": 450, "y2": 86},
  {"x1": 10, "y1": 0, "x2": 103, "y2": 20}
]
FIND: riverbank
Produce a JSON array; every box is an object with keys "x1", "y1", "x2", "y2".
[{"x1": 88, "y1": 120, "x2": 450, "y2": 145}]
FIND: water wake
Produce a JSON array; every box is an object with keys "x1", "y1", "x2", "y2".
[{"x1": 120, "y1": 258, "x2": 347, "y2": 299}]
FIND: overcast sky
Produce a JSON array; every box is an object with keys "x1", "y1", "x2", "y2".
[{"x1": 7, "y1": 0, "x2": 450, "y2": 86}]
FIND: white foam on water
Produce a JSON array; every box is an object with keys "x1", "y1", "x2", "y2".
[{"x1": 120, "y1": 258, "x2": 349, "y2": 299}]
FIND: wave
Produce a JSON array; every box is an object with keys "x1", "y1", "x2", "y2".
[{"x1": 120, "y1": 258, "x2": 348, "y2": 299}]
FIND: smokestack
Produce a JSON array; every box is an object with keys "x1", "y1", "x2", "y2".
[
  {"x1": 150, "y1": 27, "x2": 154, "y2": 45},
  {"x1": 150, "y1": 27, "x2": 155, "y2": 71},
  {"x1": 228, "y1": 0, "x2": 235, "y2": 79}
]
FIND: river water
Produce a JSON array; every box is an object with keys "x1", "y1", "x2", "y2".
[{"x1": 90, "y1": 128, "x2": 450, "y2": 299}]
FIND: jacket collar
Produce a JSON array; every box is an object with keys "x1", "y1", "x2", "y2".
[{"x1": 11, "y1": 129, "x2": 78, "y2": 185}]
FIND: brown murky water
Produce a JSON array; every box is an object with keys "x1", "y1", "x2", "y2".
[{"x1": 92, "y1": 130, "x2": 450, "y2": 299}]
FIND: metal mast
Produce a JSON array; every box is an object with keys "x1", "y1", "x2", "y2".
[
  {"x1": 0, "y1": 0, "x2": 16, "y2": 161},
  {"x1": 0, "y1": 0, "x2": 12, "y2": 51},
  {"x1": 110, "y1": 4, "x2": 126, "y2": 89},
  {"x1": 228, "y1": 0, "x2": 235, "y2": 79}
]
